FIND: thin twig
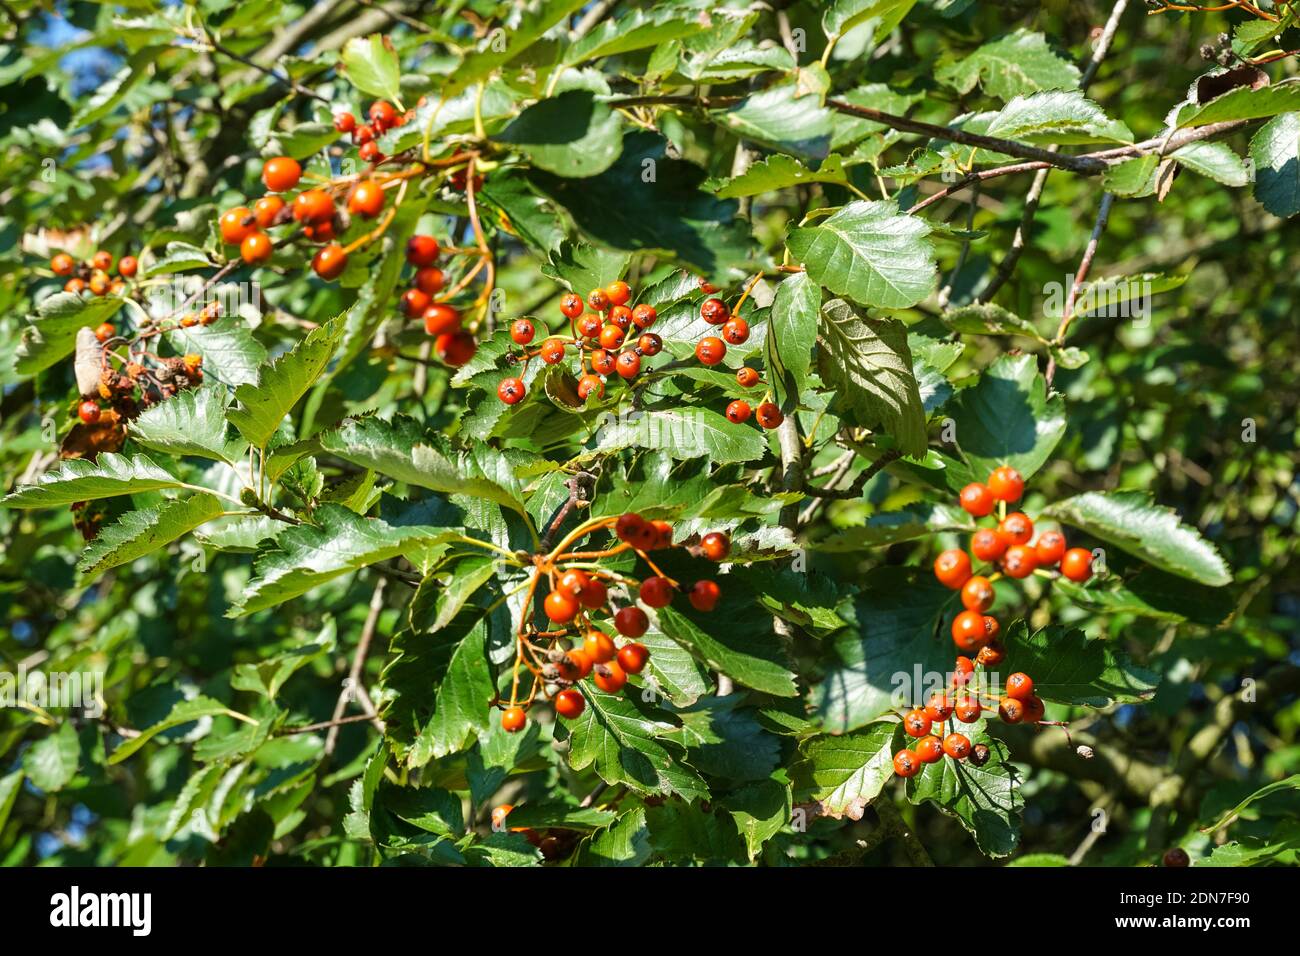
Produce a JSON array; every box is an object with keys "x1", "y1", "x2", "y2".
[
  {"x1": 324, "y1": 577, "x2": 388, "y2": 756},
  {"x1": 801, "y1": 448, "x2": 904, "y2": 500},
  {"x1": 1045, "y1": 192, "x2": 1116, "y2": 386}
]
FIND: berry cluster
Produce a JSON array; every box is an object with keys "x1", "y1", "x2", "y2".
[
  {"x1": 693, "y1": 279, "x2": 783, "y2": 430},
  {"x1": 496, "y1": 279, "x2": 658, "y2": 406},
  {"x1": 496, "y1": 513, "x2": 729, "y2": 733},
  {"x1": 50, "y1": 248, "x2": 137, "y2": 297},
  {"x1": 892, "y1": 465, "x2": 1094, "y2": 778}
]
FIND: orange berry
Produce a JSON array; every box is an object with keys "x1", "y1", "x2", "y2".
[
  {"x1": 959, "y1": 482, "x2": 995, "y2": 517},
  {"x1": 501, "y1": 706, "x2": 526, "y2": 733},
  {"x1": 220, "y1": 206, "x2": 256, "y2": 244},
  {"x1": 423, "y1": 303, "x2": 461, "y2": 336},
  {"x1": 971, "y1": 527, "x2": 1006, "y2": 562},
  {"x1": 262, "y1": 156, "x2": 302, "y2": 192},
  {"x1": 617, "y1": 643, "x2": 650, "y2": 675},
  {"x1": 1034, "y1": 530, "x2": 1067, "y2": 567},
  {"x1": 1060, "y1": 547, "x2": 1094, "y2": 583},
  {"x1": 998, "y1": 512, "x2": 1034, "y2": 546},
  {"x1": 292, "y1": 188, "x2": 334, "y2": 224},
  {"x1": 50, "y1": 253, "x2": 75, "y2": 275},
  {"x1": 960, "y1": 575, "x2": 995, "y2": 612},
  {"x1": 987, "y1": 465, "x2": 1024, "y2": 502},
  {"x1": 554, "y1": 688, "x2": 585, "y2": 719},
  {"x1": 583, "y1": 630, "x2": 617, "y2": 664},
  {"x1": 253, "y1": 195, "x2": 285, "y2": 228},
  {"x1": 592, "y1": 659, "x2": 627, "y2": 693},
  {"x1": 933, "y1": 549, "x2": 972, "y2": 589},
  {"x1": 544, "y1": 590, "x2": 580, "y2": 624},
  {"x1": 311, "y1": 243, "x2": 348, "y2": 280},
  {"x1": 348, "y1": 180, "x2": 386, "y2": 218},
  {"x1": 240, "y1": 231, "x2": 273, "y2": 264},
  {"x1": 1002, "y1": 545, "x2": 1037, "y2": 579}
]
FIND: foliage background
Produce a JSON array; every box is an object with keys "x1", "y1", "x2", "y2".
[{"x1": 0, "y1": 0, "x2": 1298, "y2": 867}]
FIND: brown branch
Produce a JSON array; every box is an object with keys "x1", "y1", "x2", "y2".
[
  {"x1": 1045, "y1": 192, "x2": 1115, "y2": 386},
  {"x1": 801, "y1": 448, "x2": 904, "y2": 500},
  {"x1": 324, "y1": 577, "x2": 388, "y2": 756}
]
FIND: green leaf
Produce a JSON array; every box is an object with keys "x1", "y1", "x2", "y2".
[
  {"x1": 409, "y1": 613, "x2": 496, "y2": 766},
  {"x1": 654, "y1": 602, "x2": 798, "y2": 698},
  {"x1": 1053, "y1": 567, "x2": 1234, "y2": 627},
  {"x1": 540, "y1": 239, "x2": 630, "y2": 295},
  {"x1": 637, "y1": 625, "x2": 711, "y2": 707},
  {"x1": 24, "y1": 722, "x2": 80, "y2": 792},
  {"x1": 567, "y1": 7, "x2": 706, "y2": 64},
  {"x1": 796, "y1": 721, "x2": 902, "y2": 819},
  {"x1": 142, "y1": 241, "x2": 213, "y2": 276},
  {"x1": 1006, "y1": 853, "x2": 1071, "y2": 867},
  {"x1": 449, "y1": 0, "x2": 587, "y2": 96},
  {"x1": 230, "y1": 504, "x2": 455, "y2": 617},
  {"x1": 817, "y1": 299, "x2": 928, "y2": 458},
  {"x1": 2, "y1": 453, "x2": 184, "y2": 509},
  {"x1": 724, "y1": 778, "x2": 792, "y2": 862},
  {"x1": 1043, "y1": 490, "x2": 1233, "y2": 586},
  {"x1": 942, "y1": 302, "x2": 1042, "y2": 339},
  {"x1": 0, "y1": 770, "x2": 23, "y2": 835},
  {"x1": 711, "y1": 81, "x2": 834, "y2": 162},
  {"x1": 810, "y1": 501, "x2": 974, "y2": 551},
  {"x1": 318, "y1": 416, "x2": 529, "y2": 519},
  {"x1": 666, "y1": 698, "x2": 782, "y2": 782},
  {"x1": 980, "y1": 90, "x2": 1132, "y2": 145},
  {"x1": 645, "y1": 800, "x2": 745, "y2": 862},
  {"x1": 906, "y1": 717, "x2": 1023, "y2": 857},
  {"x1": 937, "y1": 29, "x2": 1080, "y2": 101},
  {"x1": 786, "y1": 200, "x2": 937, "y2": 310},
  {"x1": 949, "y1": 353, "x2": 1066, "y2": 480},
  {"x1": 129, "y1": 383, "x2": 247, "y2": 463},
  {"x1": 530, "y1": 131, "x2": 754, "y2": 276},
  {"x1": 231, "y1": 621, "x2": 336, "y2": 700},
  {"x1": 1176, "y1": 80, "x2": 1300, "y2": 128},
  {"x1": 573, "y1": 807, "x2": 652, "y2": 866},
  {"x1": 1101, "y1": 155, "x2": 1160, "y2": 198},
  {"x1": 1173, "y1": 141, "x2": 1251, "y2": 187},
  {"x1": 1201, "y1": 775, "x2": 1300, "y2": 833},
  {"x1": 228, "y1": 314, "x2": 346, "y2": 449},
  {"x1": 593, "y1": 407, "x2": 768, "y2": 464},
  {"x1": 766, "y1": 271, "x2": 821, "y2": 408},
  {"x1": 108, "y1": 696, "x2": 237, "y2": 765},
  {"x1": 411, "y1": 556, "x2": 500, "y2": 634},
  {"x1": 705, "y1": 153, "x2": 848, "y2": 199},
  {"x1": 16, "y1": 291, "x2": 123, "y2": 376},
  {"x1": 341, "y1": 34, "x2": 401, "y2": 103},
  {"x1": 823, "y1": 0, "x2": 918, "y2": 41},
  {"x1": 1250, "y1": 112, "x2": 1300, "y2": 218},
  {"x1": 78, "y1": 493, "x2": 225, "y2": 575},
  {"x1": 557, "y1": 686, "x2": 708, "y2": 801},
  {"x1": 1001, "y1": 621, "x2": 1159, "y2": 706},
  {"x1": 496, "y1": 91, "x2": 624, "y2": 177}
]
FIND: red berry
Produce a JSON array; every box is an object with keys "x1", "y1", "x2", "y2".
[
  {"x1": 971, "y1": 527, "x2": 1006, "y2": 562},
  {"x1": 722, "y1": 317, "x2": 749, "y2": 345},
  {"x1": 262, "y1": 156, "x2": 301, "y2": 192},
  {"x1": 987, "y1": 465, "x2": 1024, "y2": 502},
  {"x1": 998, "y1": 512, "x2": 1034, "y2": 546},
  {"x1": 1034, "y1": 530, "x2": 1067, "y2": 567},
  {"x1": 77, "y1": 400, "x2": 101, "y2": 424},
  {"x1": 423, "y1": 303, "x2": 461, "y2": 336},
  {"x1": 951, "y1": 610, "x2": 987, "y2": 652},
  {"x1": 952, "y1": 656, "x2": 976, "y2": 686},
  {"x1": 353, "y1": 124, "x2": 375, "y2": 145},
  {"x1": 1022, "y1": 695, "x2": 1045, "y2": 724},
  {"x1": 976, "y1": 641, "x2": 1006, "y2": 667},
  {"x1": 998, "y1": 696, "x2": 1024, "y2": 723},
  {"x1": 561, "y1": 648, "x2": 594, "y2": 680},
  {"x1": 253, "y1": 195, "x2": 285, "y2": 229},
  {"x1": 348, "y1": 180, "x2": 385, "y2": 218},
  {"x1": 1004, "y1": 672, "x2": 1034, "y2": 700},
  {"x1": 725, "y1": 400, "x2": 751, "y2": 424},
  {"x1": 925, "y1": 692, "x2": 954, "y2": 722},
  {"x1": 893, "y1": 749, "x2": 921, "y2": 777},
  {"x1": 632, "y1": 303, "x2": 656, "y2": 328},
  {"x1": 583, "y1": 630, "x2": 617, "y2": 664},
  {"x1": 960, "y1": 575, "x2": 995, "y2": 613},
  {"x1": 700, "y1": 297, "x2": 728, "y2": 324},
  {"x1": 916, "y1": 735, "x2": 944, "y2": 763},
  {"x1": 593, "y1": 659, "x2": 628, "y2": 693},
  {"x1": 369, "y1": 100, "x2": 397, "y2": 130},
  {"x1": 311, "y1": 243, "x2": 348, "y2": 280},
  {"x1": 434, "y1": 331, "x2": 476, "y2": 366},
  {"x1": 416, "y1": 267, "x2": 447, "y2": 295},
  {"x1": 1060, "y1": 547, "x2": 1094, "y2": 582},
  {"x1": 577, "y1": 375, "x2": 604, "y2": 401},
  {"x1": 903, "y1": 708, "x2": 932, "y2": 738},
  {"x1": 605, "y1": 280, "x2": 631, "y2": 307},
  {"x1": 358, "y1": 141, "x2": 383, "y2": 163},
  {"x1": 334, "y1": 111, "x2": 356, "y2": 134},
  {"x1": 608, "y1": 305, "x2": 633, "y2": 330},
  {"x1": 700, "y1": 532, "x2": 730, "y2": 561},
  {"x1": 613, "y1": 606, "x2": 649, "y2": 638},
  {"x1": 943, "y1": 733, "x2": 972, "y2": 759},
  {"x1": 614, "y1": 513, "x2": 647, "y2": 542},
  {"x1": 220, "y1": 206, "x2": 256, "y2": 244},
  {"x1": 401, "y1": 288, "x2": 431, "y2": 318},
  {"x1": 617, "y1": 642, "x2": 650, "y2": 675},
  {"x1": 698, "y1": 276, "x2": 719, "y2": 294},
  {"x1": 591, "y1": 349, "x2": 616, "y2": 375},
  {"x1": 577, "y1": 313, "x2": 602, "y2": 339},
  {"x1": 587, "y1": 288, "x2": 610, "y2": 312},
  {"x1": 1002, "y1": 545, "x2": 1037, "y2": 579},
  {"x1": 696, "y1": 336, "x2": 726, "y2": 365},
  {"x1": 540, "y1": 337, "x2": 567, "y2": 364},
  {"x1": 501, "y1": 706, "x2": 526, "y2": 733},
  {"x1": 292, "y1": 189, "x2": 334, "y2": 224},
  {"x1": 578, "y1": 578, "x2": 608, "y2": 610},
  {"x1": 510, "y1": 319, "x2": 535, "y2": 345},
  {"x1": 544, "y1": 589, "x2": 580, "y2": 623},
  {"x1": 240, "y1": 232, "x2": 273, "y2": 264},
  {"x1": 50, "y1": 253, "x2": 75, "y2": 276},
  {"x1": 755, "y1": 402, "x2": 783, "y2": 429},
  {"x1": 554, "y1": 688, "x2": 585, "y2": 719},
  {"x1": 116, "y1": 255, "x2": 138, "y2": 278},
  {"x1": 638, "y1": 576, "x2": 674, "y2": 608},
  {"x1": 599, "y1": 324, "x2": 624, "y2": 350},
  {"x1": 560, "y1": 292, "x2": 584, "y2": 319},
  {"x1": 959, "y1": 482, "x2": 995, "y2": 517},
  {"x1": 933, "y1": 549, "x2": 972, "y2": 589},
  {"x1": 615, "y1": 351, "x2": 641, "y2": 379},
  {"x1": 91, "y1": 250, "x2": 113, "y2": 272},
  {"x1": 954, "y1": 696, "x2": 981, "y2": 722},
  {"x1": 497, "y1": 377, "x2": 526, "y2": 405},
  {"x1": 736, "y1": 366, "x2": 759, "y2": 388},
  {"x1": 558, "y1": 569, "x2": 591, "y2": 595},
  {"x1": 688, "y1": 580, "x2": 721, "y2": 612},
  {"x1": 304, "y1": 219, "x2": 336, "y2": 243},
  {"x1": 637, "y1": 333, "x2": 662, "y2": 356},
  {"x1": 406, "y1": 234, "x2": 440, "y2": 266},
  {"x1": 94, "y1": 323, "x2": 115, "y2": 343}
]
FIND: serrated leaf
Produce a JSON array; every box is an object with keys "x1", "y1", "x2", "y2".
[
  {"x1": 1001, "y1": 621, "x2": 1159, "y2": 705},
  {"x1": 166, "y1": 321, "x2": 268, "y2": 388},
  {"x1": 942, "y1": 302, "x2": 1042, "y2": 339},
  {"x1": 1102, "y1": 154, "x2": 1160, "y2": 198},
  {"x1": 568, "y1": 7, "x2": 706, "y2": 64},
  {"x1": 949, "y1": 353, "x2": 1066, "y2": 480},
  {"x1": 654, "y1": 601, "x2": 798, "y2": 698},
  {"x1": 573, "y1": 807, "x2": 652, "y2": 866},
  {"x1": 766, "y1": 271, "x2": 820, "y2": 408},
  {"x1": 143, "y1": 241, "x2": 213, "y2": 276},
  {"x1": 16, "y1": 291, "x2": 123, "y2": 376},
  {"x1": 1176, "y1": 80, "x2": 1300, "y2": 128},
  {"x1": 645, "y1": 800, "x2": 744, "y2": 861},
  {"x1": 408, "y1": 613, "x2": 496, "y2": 765},
  {"x1": 711, "y1": 81, "x2": 833, "y2": 162},
  {"x1": 540, "y1": 239, "x2": 630, "y2": 295},
  {"x1": 797, "y1": 721, "x2": 902, "y2": 819},
  {"x1": 906, "y1": 717, "x2": 1023, "y2": 857},
  {"x1": 1053, "y1": 568, "x2": 1234, "y2": 626},
  {"x1": 496, "y1": 91, "x2": 623, "y2": 177},
  {"x1": 228, "y1": 314, "x2": 346, "y2": 449},
  {"x1": 706, "y1": 153, "x2": 848, "y2": 199},
  {"x1": 1043, "y1": 490, "x2": 1232, "y2": 585},
  {"x1": 1172, "y1": 141, "x2": 1250, "y2": 187},
  {"x1": 230, "y1": 504, "x2": 456, "y2": 617},
  {"x1": 981, "y1": 90, "x2": 1132, "y2": 145},
  {"x1": 557, "y1": 686, "x2": 708, "y2": 801},
  {"x1": 637, "y1": 626, "x2": 711, "y2": 707},
  {"x1": 108, "y1": 696, "x2": 236, "y2": 765},
  {"x1": 78, "y1": 493, "x2": 225, "y2": 575},
  {"x1": 593, "y1": 407, "x2": 768, "y2": 464},
  {"x1": 823, "y1": 0, "x2": 918, "y2": 41},
  {"x1": 129, "y1": 383, "x2": 247, "y2": 463},
  {"x1": 231, "y1": 621, "x2": 336, "y2": 700},
  {"x1": 1250, "y1": 112, "x2": 1300, "y2": 218},
  {"x1": 448, "y1": 0, "x2": 587, "y2": 97},
  {"x1": 411, "y1": 556, "x2": 500, "y2": 634},
  {"x1": 724, "y1": 778, "x2": 791, "y2": 862},
  {"x1": 341, "y1": 34, "x2": 401, "y2": 103},
  {"x1": 24, "y1": 722, "x2": 80, "y2": 792},
  {"x1": 666, "y1": 698, "x2": 781, "y2": 782},
  {"x1": 810, "y1": 501, "x2": 974, "y2": 551},
  {"x1": 786, "y1": 200, "x2": 937, "y2": 310},
  {"x1": 2, "y1": 453, "x2": 184, "y2": 509},
  {"x1": 937, "y1": 29, "x2": 1080, "y2": 101},
  {"x1": 817, "y1": 299, "x2": 928, "y2": 458}
]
